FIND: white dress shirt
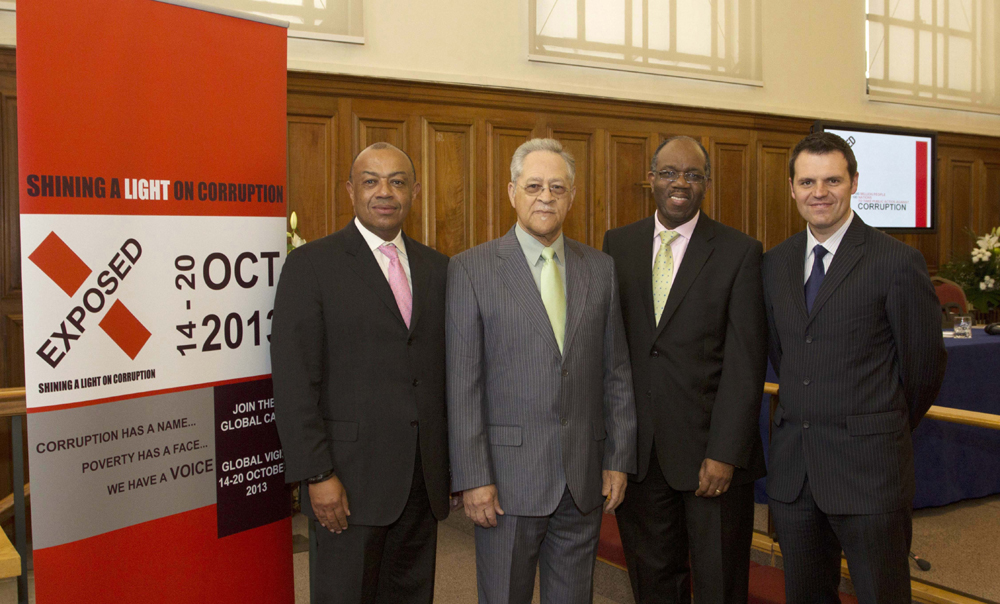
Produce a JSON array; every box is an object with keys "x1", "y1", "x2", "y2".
[
  {"x1": 354, "y1": 217, "x2": 412, "y2": 293},
  {"x1": 652, "y1": 210, "x2": 700, "y2": 273},
  {"x1": 803, "y1": 210, "x2": 854, "y2": 284}
]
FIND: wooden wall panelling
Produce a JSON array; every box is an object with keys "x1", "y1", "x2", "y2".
[
  {"x1": 941, "y1": 158, "x2": 976, "y2": 265},
  {"x1": 607, "y1": 132, "x2": 656, "y2": 238},
  {"x1": 287, "y1": 114, "x2": 337, "y2": 243},
  {"x1": 982, "y1": 161, "x2": 1000, "y2": 232},
  {"x1": 3, "y1": 314, "x2": 21, "y2": 387},
  {"x1": 1, "y1": 93, "x2": 17, "y2": 300},
  {"x1": 0, "y1": 91, "x2": 20, "y2": 390},
  {"x1": 422, "y1": 119, "x2": 475, "y2": 257},
  {"x1": 713, "y1": 141, "x2": 752, "y2": 235},
  {"x1": 756, "y1": 140, "x2": 800, "y2": 251},
  {"x1": 487, "y1": 123, "x2": 535, "y2": 241},
  {"x1": 547, "y1": 127, "x2": 596, "y2": 247}
]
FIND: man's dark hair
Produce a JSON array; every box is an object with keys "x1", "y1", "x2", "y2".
[
  {"x1": 348, "y1": 142, "x2": 417, "y2": 182},
  {"x1": 649, "y1": 135, "x2": 712, "y2": 178},
  {"x1": 788, "y1": 132, "x2": 857, "y2": 180}
]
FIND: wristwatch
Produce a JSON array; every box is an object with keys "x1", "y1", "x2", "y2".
[{"x1": 307, "y1": 469, "x2": 335, "y2": 484}]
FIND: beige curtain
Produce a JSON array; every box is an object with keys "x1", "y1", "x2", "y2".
[
  {"x1": 529, "y1": 0, "x2": 763, "y2": 86},
  {"x1": 867, "y1": 0, "x2": 999, "y2": 114}
]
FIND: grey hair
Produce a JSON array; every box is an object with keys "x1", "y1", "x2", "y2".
[
  {"x1": 510, "y1": 138, "x2": 576, "y2": 185},
  {"x1": 650, "y1": 136, "x2": 711, "y2": 178}
]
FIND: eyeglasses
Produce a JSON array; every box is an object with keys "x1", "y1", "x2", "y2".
[
  {"x1": 519, "y1": 183, "x2": 569, "y2": 197},
  {"x1": 655, "y1": 170, "x2": 707, "y2": 184}
]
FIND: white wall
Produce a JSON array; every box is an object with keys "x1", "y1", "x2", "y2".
[
  {"x1": 0, "y1": 1, "x2": 993, "y2": 136},
  {"x1": 285, "y1": 0, "x2": 993, "y2": 136}
]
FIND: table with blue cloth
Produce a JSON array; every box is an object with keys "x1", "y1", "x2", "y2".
[{"x1": 755, "y1": 327, "x2": 1000, "y2": 509}]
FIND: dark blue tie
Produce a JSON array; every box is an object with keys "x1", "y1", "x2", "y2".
[{"x1": 805, "y1": 245, "x2": 828, "y2": 313}]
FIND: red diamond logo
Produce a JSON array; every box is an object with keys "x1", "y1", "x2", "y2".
[
  {"x1": 98, "y1": 300, "x2": 151, "y2": 360},
  {"x1": 28, "y1": 232, "x2": 92, "y2": 297}
]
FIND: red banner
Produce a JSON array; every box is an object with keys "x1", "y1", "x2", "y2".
[{"x1": 18, "y1": 1, "x2": 293, "y2": 602}]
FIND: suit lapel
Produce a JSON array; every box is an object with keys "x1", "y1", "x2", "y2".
[
  {"x1": 562, "y1": 239, "x2": 591, "y2": 355},
  {"x1": 807, "y1": 217, "x2": 867, "y2": 324},
  {"x1": 496, "y1": 228, "x2": 562, "y2": 357},
  {"x1": 654, "y1": 215, "x2": 715, "y2": 339},
  {"x1": 784, "y1": 231, "x2": 809, "y2": 320},
  {"x1": 344, "y1": 221, "x2": 408, "y2": 329},
  {"x1": 402, "y1": 233, "x2": 429, "y2": 334}
]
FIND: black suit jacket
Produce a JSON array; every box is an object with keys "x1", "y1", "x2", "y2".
[
  {"x1": 762, "y1": 216, "x2": 947, "y2": 515},
  {"x1": 270, "y1": 221, "x2": 451, "y2": 525},
  {"x1": 604, "y1": 214, "x2": 767, "y2": 490}
]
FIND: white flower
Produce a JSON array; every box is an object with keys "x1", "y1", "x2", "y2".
[
  {"x1": 982, "y1": 276, "x2": 997, "y2": 290},
  {"x1": 290, "y1": 211, "x2": 298, "y2": 231},
  {"x1": 291, "y1": 233, "x2": 306, "y2": 249},
  {"x1": 972, "y1": 248, "x2": 991, "y2": 263}
]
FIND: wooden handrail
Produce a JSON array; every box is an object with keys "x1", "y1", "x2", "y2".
[
  {"x1": 0, "y1": 388, "x2": 26, "y2": 419},
  {"x1": 924, "y1": 405, "x2": 1000, "y2": 431},
  {"x1": 0, "y1": 485, "x2": 29, "y2": 526},
  {"x1": 764, "y1": 382, "x2": 1000, "y2": 431}
]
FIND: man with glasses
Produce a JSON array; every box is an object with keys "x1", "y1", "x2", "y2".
[
  {"x1": 448, "y1": 138, "x2": 636, "y2": 603},
  {"x1": 603, "y1": 136, "x2": 768, "y2": 603}
]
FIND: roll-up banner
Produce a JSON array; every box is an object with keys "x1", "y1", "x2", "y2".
[{"x1": 17, "y1": 1, "x2": 293, "y2": 601}]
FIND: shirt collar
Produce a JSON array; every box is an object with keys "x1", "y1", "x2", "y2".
[
  {"x1": 355, "y1": 217, "x2": 408, "y2": 258},
  {"x1": 515, "y1": 223, "x2": 565, "y2": 266},
  {"x1": 653, "y1": 210, "x2": 700, "y2": 242},
  {"x1": 805, "y1": 210, "x2": 853, "y2": 259}
]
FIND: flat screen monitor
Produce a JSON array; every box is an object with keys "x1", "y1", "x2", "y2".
[{"x1": 813, "y1": 121, "x2": 936, "y2": 233}]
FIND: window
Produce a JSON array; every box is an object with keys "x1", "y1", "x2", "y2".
[
  {"x1": 528, "y1": 0, "x2": 763, "y2": 86},
  {"x1": 196, "y1": 0, "x2": 364, "y2": 43},
  {"x1": 867, "y1": 0, "x2": 1000, "y2": 114}
]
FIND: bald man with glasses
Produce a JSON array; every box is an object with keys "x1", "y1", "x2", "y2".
[{"x1": 603, "y1": 136, "x2": 768, "y2": 604}]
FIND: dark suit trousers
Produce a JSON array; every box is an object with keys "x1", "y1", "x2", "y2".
[
  {"x1": 475, "y1": 485, "x2": 603, "y2": 604},
  {"x1": 616, "y1": 450, "x2": 755, "y2": 604},
  {"x1": 769, "y1": 479, "x2": 912, "y2": 604},
  {"x1": 314, "y1": 449, "x2": 437, "y2": 604}
]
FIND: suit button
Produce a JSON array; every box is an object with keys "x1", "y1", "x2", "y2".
[
  {"x1": 410, "y1": 420, "x2": 418, "y2": 428},
  {"x1": 803, "y1": 378, "x2": 811, "y2": 386},
  {"x1": 407, "y1": 337, "x2": 414, "y2": 346},
  {"x1": 561, "y1": 369, "x2": 569, "y2": 377},
  {"x1": 803, "y1": 421, "x2": 810, "y2": 429},
  {"x1": 560, "y1": 418, "x2": 568, "y2": 426},
  {"x1": 805, "y1": 335, "x2": 813, "y2": 344},
  {"x1": 412, "y1": 379, "x2": 421, "y2": 387},
  {"x1": 650, "y1": 349, "x2": 660, "y2": 357}
]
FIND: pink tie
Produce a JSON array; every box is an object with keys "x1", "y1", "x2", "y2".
[{"x1": 378, "y1": 243, "x2": 412, "y2": 328}]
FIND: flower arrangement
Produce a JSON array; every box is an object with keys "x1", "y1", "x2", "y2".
[
  {"x1": 287, "y1": 211, "x2": 306, "y2": 253},
  {"x1": 939, "y1": 226, "x2": 1000, "y2": 311}
]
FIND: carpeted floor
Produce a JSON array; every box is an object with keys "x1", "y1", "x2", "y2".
[{"x1": 291, "y1": 493, "x2": 1000, "y2": 604}]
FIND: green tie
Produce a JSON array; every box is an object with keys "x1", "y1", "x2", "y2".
[
  {"x1": 540, "y1": 247, "x2": 566, "y2": 352},
  {"x1": 653, "y1": 230, "x2": 680, "y2": 325}
]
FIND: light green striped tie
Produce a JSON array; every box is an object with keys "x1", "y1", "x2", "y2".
[
  {"x1": 653, "y1": 230, "x2": 680, "y2": 325},
  {"x1": 540, "y1": 247, "x2": 566, "y2": 352}
]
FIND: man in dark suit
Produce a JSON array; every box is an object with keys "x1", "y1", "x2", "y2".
[
  {"x1": 603, "y1": 135, "x2": 768, "y2": 603},
  {"x1": 762, "y1": 132, "x2": 947, "y2": 603},
  {"x1": 448, "y1": 138, "x2": 636, "y2": 603},
  {"x1": 271, "y1": 142, "x2": 451, "y2": 604}
]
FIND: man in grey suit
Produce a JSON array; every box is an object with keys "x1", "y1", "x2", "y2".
[
  {"x1": 762, "y1": 132, "x2": 947, "y2": 603},
  {"x1": 447, "y1": 138, "x2": 637, "y2": 603}
]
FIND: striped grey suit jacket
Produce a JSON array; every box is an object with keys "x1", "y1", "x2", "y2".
[
  {"x1": 762, "y1": 217, "x2": 947, "y2": 515},
  {"x1": 447, "y1": 227, "x2": 637, "y2": 517}
]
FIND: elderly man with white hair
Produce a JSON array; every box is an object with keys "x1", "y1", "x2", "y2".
[{"x1": 447, "y1": 138, "x2": 637, "y2": 603}]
